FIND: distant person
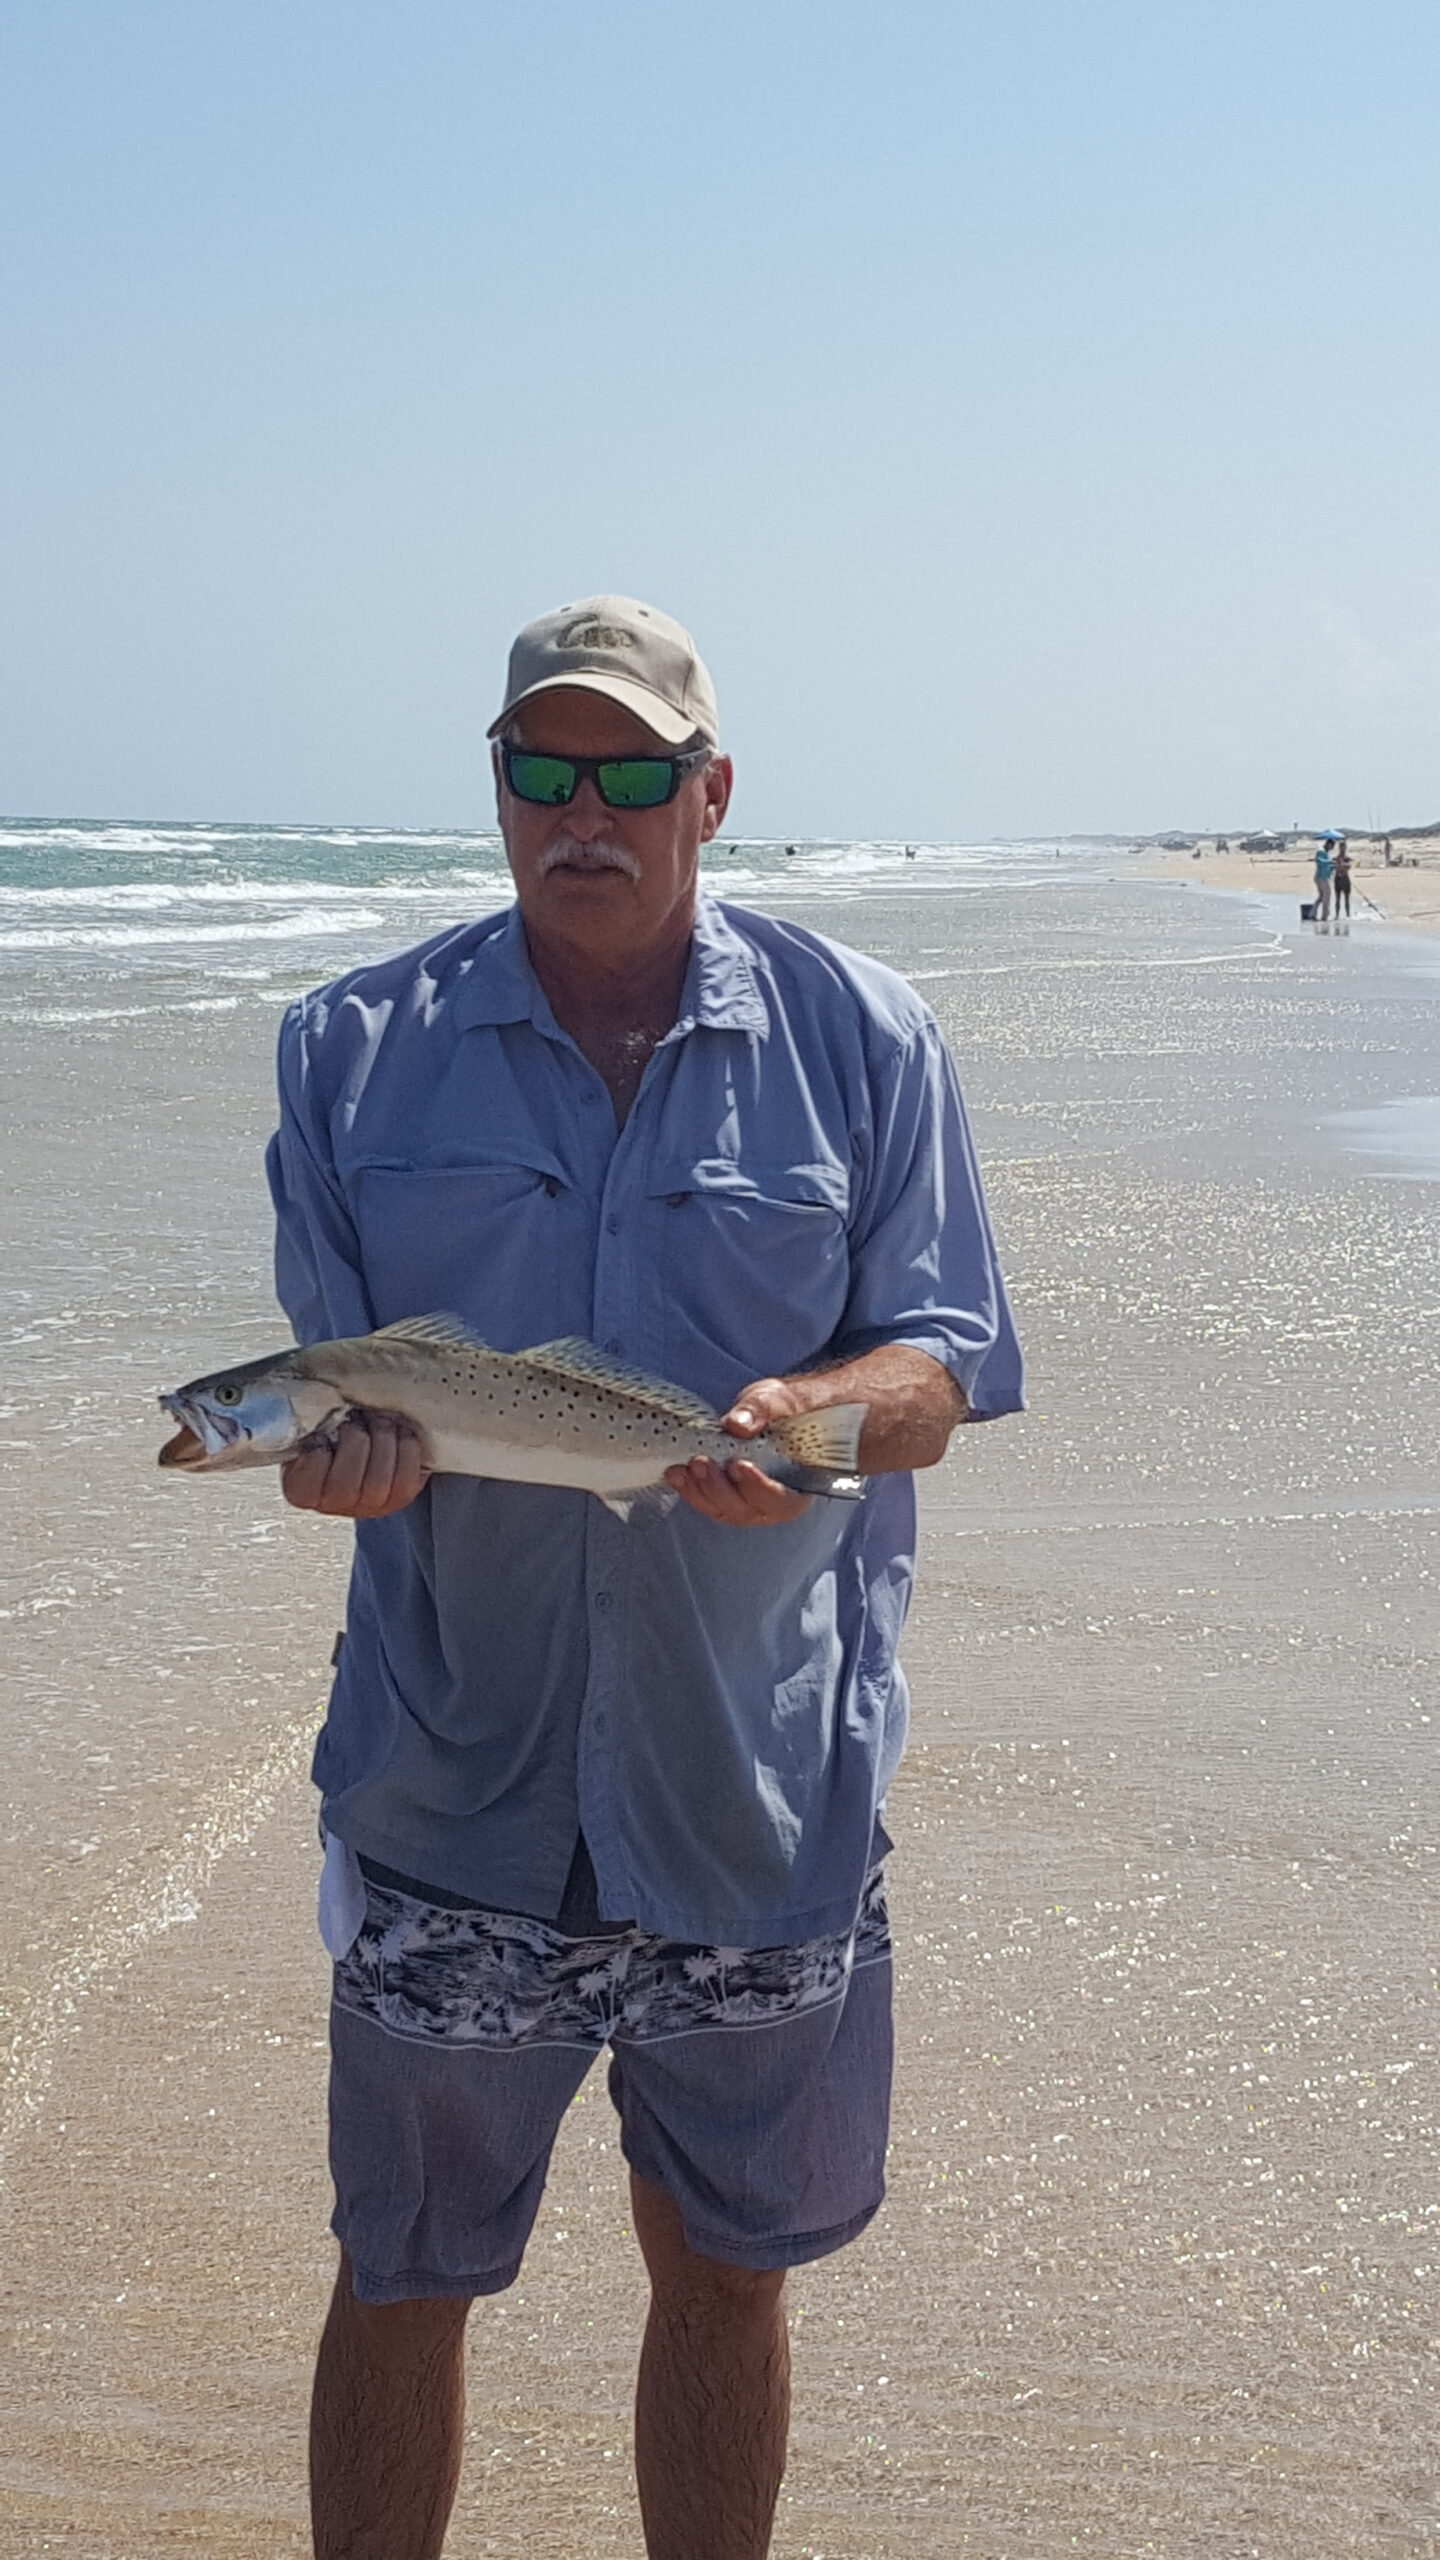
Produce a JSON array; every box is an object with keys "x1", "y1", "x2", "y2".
[
  {"x1": 1313, "y1": 839, "x2": 1335, "y2": 924},
  {"x1": 1383, "y1": 835, "x2": 1394, "y2": 867},
  {"x1": 904, "y1": 844, "x2": 916, "y2": 861},
  {"x1": 784, "y1": 843, "x2": 797, "y2": 857},
  {"x1": 1332, "y1": 842, "x2": 1352, "y2": 922}
]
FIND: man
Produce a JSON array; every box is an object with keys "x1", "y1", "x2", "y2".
[{"x1": 268, "y1": 595, "x2": 1022, "y2": 2560}]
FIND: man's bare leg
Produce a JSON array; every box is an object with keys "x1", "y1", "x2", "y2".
[
  {"x1": 310, "y1": 2254, "x2": 471, "y2": 2560},
  {"x1": 631, "y1": 2171, "x2": 791, "y2": 2560}
]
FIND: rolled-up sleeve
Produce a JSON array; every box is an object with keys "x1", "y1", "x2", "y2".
[
  {"x1": 836, "y1": 1019, "x2": 1023, "y2": 1420},
  {"x1": 265, "y1": 997, "x2": 376, "y2": 1346}
]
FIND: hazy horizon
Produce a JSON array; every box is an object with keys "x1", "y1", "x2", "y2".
[{"x1": 4, "y1": 810, "x2": 1432, "y2": 847}]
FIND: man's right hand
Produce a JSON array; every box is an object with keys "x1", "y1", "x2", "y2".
[{"x1": 281, "y1": 1412, "x2": 431, "y2": 1519}]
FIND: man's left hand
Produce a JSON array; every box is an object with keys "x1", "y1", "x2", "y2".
[
  {"x1": 664, "y1": 1346, "x2": 969, "y2": 1525},
  {"x1": 664, "y1": 1376, "x2": 813, "y2": 1527}
]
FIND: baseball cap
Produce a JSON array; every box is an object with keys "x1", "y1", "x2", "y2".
[{"x1": 487, "y1": 595, "x2": 719, "y2": 747}]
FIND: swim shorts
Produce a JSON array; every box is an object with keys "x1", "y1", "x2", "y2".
[{"x1": 326, "y1": 1857, "x2": 894, "y2": 2303}]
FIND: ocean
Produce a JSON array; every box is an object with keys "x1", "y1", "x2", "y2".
[
  {"x1": 0, "y1": 819, "x2": 1435, "y2": 2553},
  {"x1": 0, "y1": 814, "x2": 1100, "y2": 2125},
  {"x1": 0, "y1": 815, "x2": 1086, "y2": 1028}
]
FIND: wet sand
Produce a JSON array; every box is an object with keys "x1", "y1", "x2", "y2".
[{"x1": 1, "y1": 867, "x2": 1436, "y2": 2555}]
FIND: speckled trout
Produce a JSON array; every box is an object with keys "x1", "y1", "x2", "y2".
[{"x1": 157, "y1": 1315, "x2": 868, "y2": 1521}]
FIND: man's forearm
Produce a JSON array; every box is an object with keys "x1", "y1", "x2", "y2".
[{"x1": 769, "y1": 1346, "x2": 969, "y2": 1474}]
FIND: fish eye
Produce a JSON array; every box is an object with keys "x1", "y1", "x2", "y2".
[{"x1": 214, "y1": 1383, "x2": 243, "y2": 1406}]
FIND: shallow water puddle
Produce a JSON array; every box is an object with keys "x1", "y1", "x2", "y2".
[{"x1": 1323, "y1": 1093, "x2": 1440, "y2": 1181}]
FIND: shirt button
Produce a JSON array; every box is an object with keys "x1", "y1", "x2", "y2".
[
  {"x1": 594, "y1": 1591, "x2": 612, "y2": 1613},
  {"x1": 604, "y1": 1337, "x2": 622, "y2": 1354},
  {"x1": 605, "y1": 1213, "x2": 620, "y2": 1235}
]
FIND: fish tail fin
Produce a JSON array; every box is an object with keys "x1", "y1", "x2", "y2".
[{"x1": 769, "y1": 1401, "x2": 868, "y2": 1476}]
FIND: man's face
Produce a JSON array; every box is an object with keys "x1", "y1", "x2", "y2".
[{"x1": 495, "y1": 688, "x2": 732, "y2": 963}]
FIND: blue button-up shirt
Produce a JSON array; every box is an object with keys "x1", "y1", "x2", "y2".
[{"x1": 266, "y1": 893, "x2": 1021, "y2": 1947}]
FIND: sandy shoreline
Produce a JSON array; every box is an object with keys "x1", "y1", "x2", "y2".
[
  {"x1": 1137, "y1": 843, "x2": 1440, "y2": 934},
  {"x1": 2, "y1": 863, "x2": 1436, "y2": 2556}
]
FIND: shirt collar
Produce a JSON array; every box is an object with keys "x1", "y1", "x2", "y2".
[
  {"x1": 451, "y1": 905, "x2": 543, "y2": 1030},
  {"x1": 678, "y1": 894, "x2": 769, "y2": 1036},
  {"x1": 452, "y1": 894, "x2": 768, "y2": 1039}
]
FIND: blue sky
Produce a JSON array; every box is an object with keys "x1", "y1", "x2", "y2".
[{"x1": 1, "y1": 1, "x2": 1437, "y2": 838}]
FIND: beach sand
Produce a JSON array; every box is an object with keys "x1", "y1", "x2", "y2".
[
  {"x1": 1139, "y1": 841, "x2": 1440, "y2": 936},
  {"x1": 1, "y1": 863, "x2": 1436, "y2": 2555}
]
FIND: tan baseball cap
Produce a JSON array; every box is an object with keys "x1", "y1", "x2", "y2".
[{"x1": 487, "y1": 594, "x2": 719, "y2": 747}]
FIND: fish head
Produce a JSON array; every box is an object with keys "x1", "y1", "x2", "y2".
[{"x1": 158, "y1": 1351, "x2": 345, "y2": 1472}]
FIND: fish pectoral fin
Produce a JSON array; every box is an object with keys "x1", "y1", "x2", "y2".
[
  {"x1": 369, "y1": 1313, "x2": 492, "y2": 1352},
  {"x1": 770, "y1": 1401, "x2": 868, "y2": 1474},
  {"x1": 598, "y1": 1481, "x2": 681, "y2": 1524},
  {"x1": 516, "y1": 1338, "x2": 718, "y2": 1428}
]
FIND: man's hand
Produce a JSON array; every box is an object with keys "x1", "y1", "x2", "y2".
[
  {"x1": 665, "y1": 1376, "x2": 814, "y2": 1527},
  {"x1": 281, "y1": 1412, "x2": 431, "y2": 1519},
  {"x1": 665, "y1": 1346, "x2": 969, "y2": 1527}
]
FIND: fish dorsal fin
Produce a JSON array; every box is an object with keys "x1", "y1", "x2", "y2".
[
  {"x1": 514, "y1": 1336, "x2": 718, "y2": 1427},
  {"x1": 369, "y1": 1313, "x2": 492, "y2": 1353}
]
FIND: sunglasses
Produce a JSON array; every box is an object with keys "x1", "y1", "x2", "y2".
[{"x1": 500, "y1": 742, "x2": 711, "y2": 811}]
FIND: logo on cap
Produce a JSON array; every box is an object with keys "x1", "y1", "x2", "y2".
[{"x1": 559, "y1": 620, "x2": 638, "y2": 653}]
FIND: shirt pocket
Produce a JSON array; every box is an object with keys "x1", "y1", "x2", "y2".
[
  {"x1": 348, "y1": 1155, "x2": 589, "y2": 1343},
  {"x1": 647, "y1": 1158, "x2": 853, "y2": 1397}
]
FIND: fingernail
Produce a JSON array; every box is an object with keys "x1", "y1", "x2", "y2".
[{"x1": 732, "y1": 1408, "x2": 755, "y2": 1429}]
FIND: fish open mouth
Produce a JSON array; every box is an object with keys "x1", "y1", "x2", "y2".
[
  {"x1": 158, "y1": 1421, "x2": 208, "y2": 1469},
  {"x1": 157, "y1": 1391, "x2": 244, "y2": 1470}
]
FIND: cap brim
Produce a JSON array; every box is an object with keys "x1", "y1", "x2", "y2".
[{"x1": 486, "y1": 671, "x2": 708, "y2": 748}]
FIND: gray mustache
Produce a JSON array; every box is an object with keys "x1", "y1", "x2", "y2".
[{"x1": 537, "y1": 834, "x2": 642, "y2": 881}]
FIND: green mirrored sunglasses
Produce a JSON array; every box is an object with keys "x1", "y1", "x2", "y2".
[{"x1": 500, "y1": 742, "x2": 711, "y2": 811}]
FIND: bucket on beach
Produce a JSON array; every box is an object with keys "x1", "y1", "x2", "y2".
[{"x1": 1300, "y1": 900, "x2": 1317, "y2": 922}]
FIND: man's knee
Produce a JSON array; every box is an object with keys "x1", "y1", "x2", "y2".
[
  {"x1": 630, "y1": 2175, "x2": 787, "y2": 2313},
  {"x1": 330, "y1": 2254, "x2": 473, "y2": 2358}
]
